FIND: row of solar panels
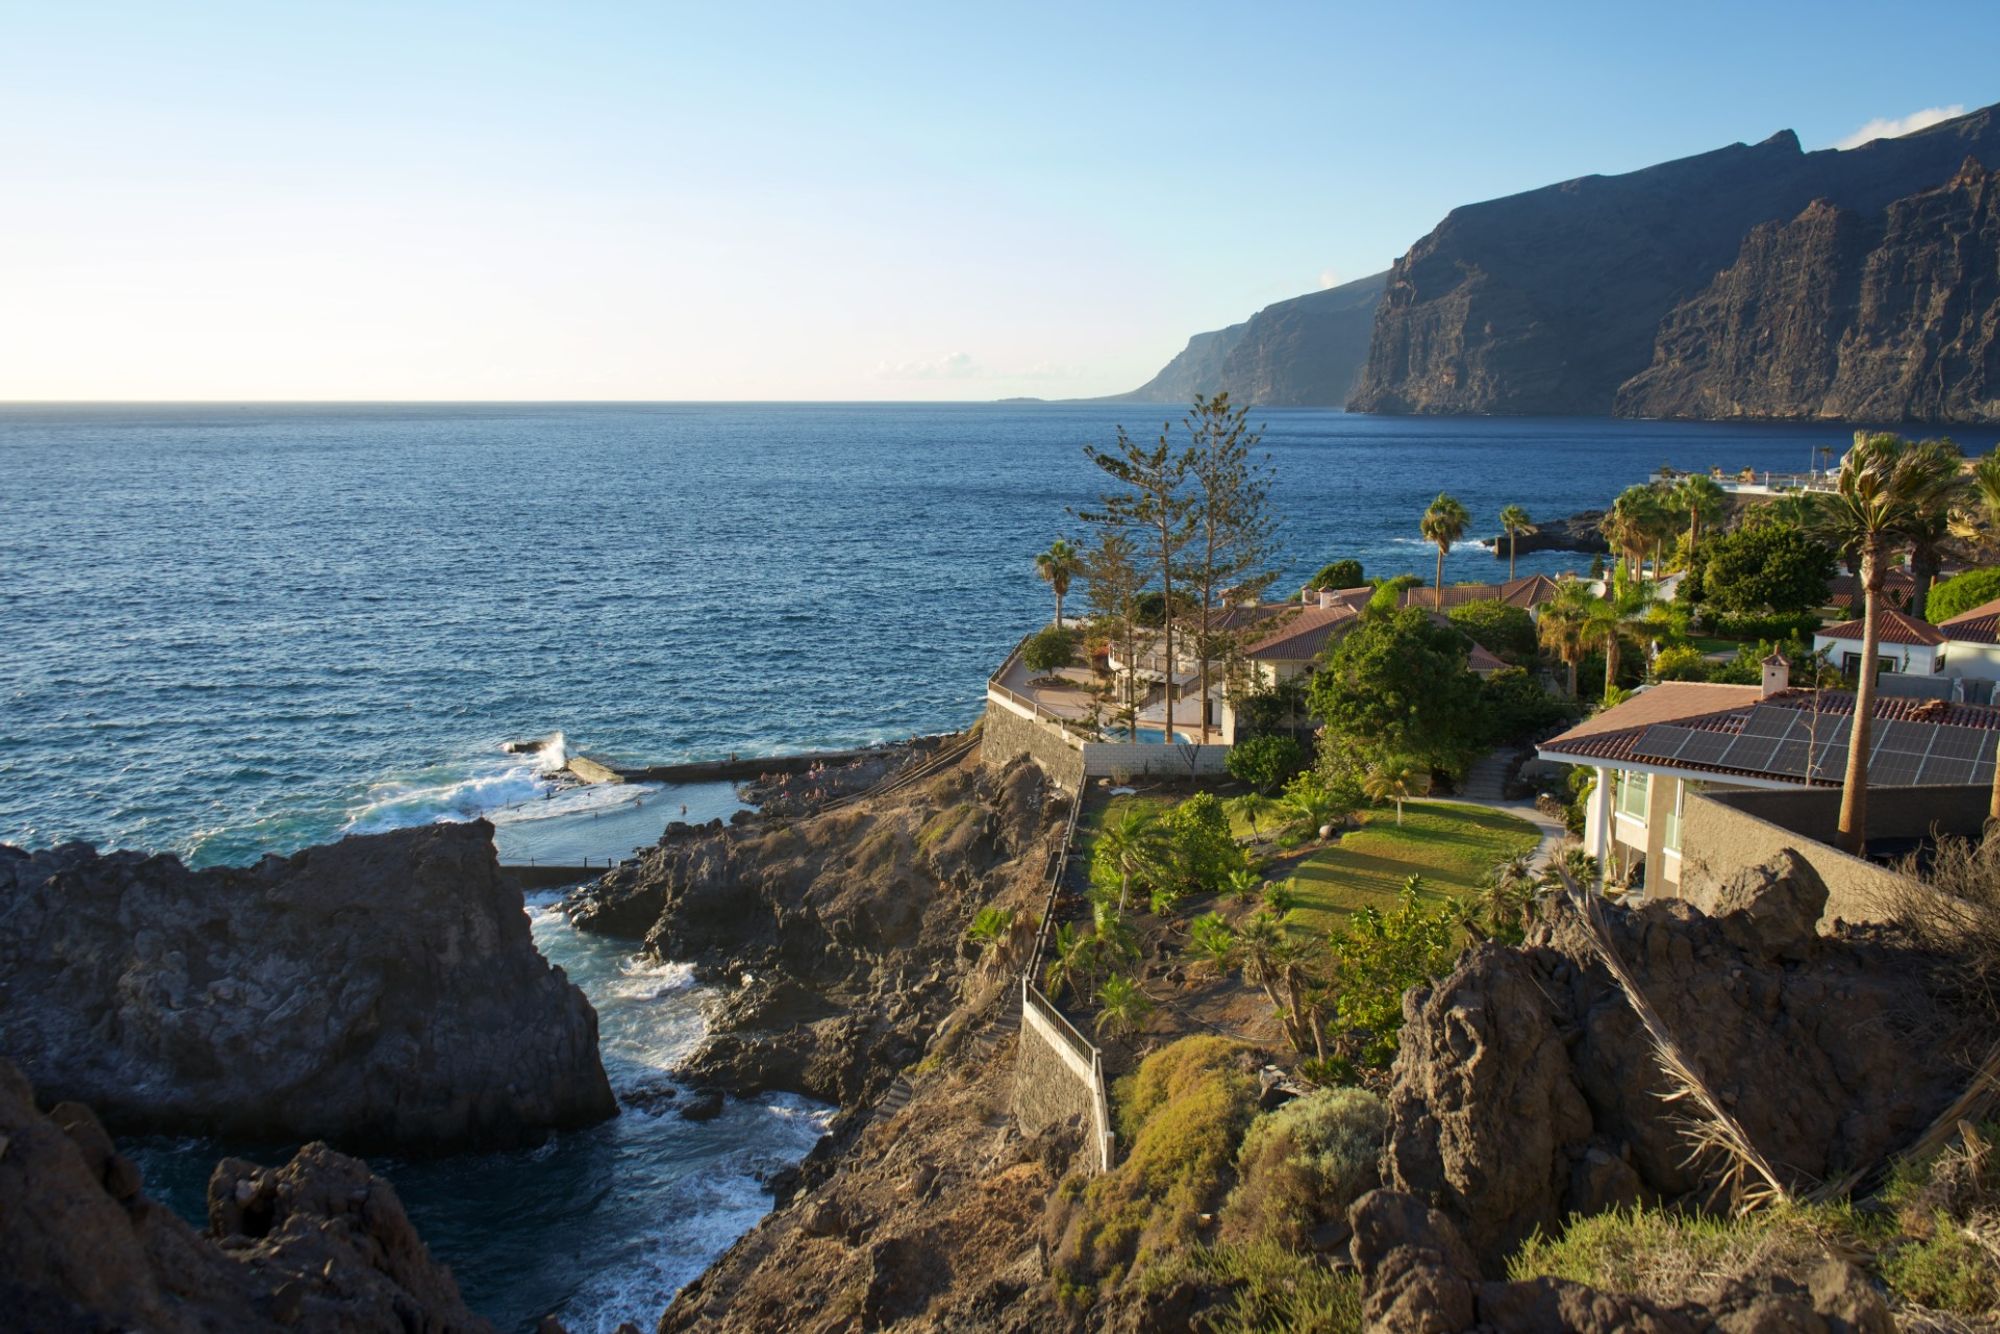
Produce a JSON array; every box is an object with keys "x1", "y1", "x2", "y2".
[{"x1": 1630, "y1": 703, "x2": 1999, "y2": 787}]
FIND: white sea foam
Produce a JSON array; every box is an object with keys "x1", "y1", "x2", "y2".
[{"x1": 553, "y1": 1100, "x2": 835, "y2": 1334}]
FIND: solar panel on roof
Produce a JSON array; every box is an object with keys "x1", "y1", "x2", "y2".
[
  {"x1": 1631, "y1": 725, "x2": 1694, "y2": 761},
  {"x1": 1721, "y1": 734, "x2": 1783, "y2": 771},
  {"x1": 1919, "y1": 756, "x2": 1981, "y2": 786},
  {"x1": 1927, "y1": 729, "x2": 1990, "y2": 760},
  {"x1": 1873, "y1": 720, "x2": 1935, "y2": 757},
  {"x1": 1737, "y1": 706, "x2": 1797, "y2": 738},
  {"x1": 1766, "y1": 740, "x2": 1812, "y2": 777},
  {"x1": 1870, "y1": 752, "x2": 1927, "y2": 786}
]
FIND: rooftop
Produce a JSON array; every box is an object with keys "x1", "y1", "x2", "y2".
[
  {"x1": 1540, "y1": 684, "x2": 2000, "y2": 786},
  {"x1": 1401, "y1": 573, "x2": 1562, "y2": 612},
  {"x1": 1244, "y1": 602, "x2": 1361, "y2": 661},
  {"x1": 1816, "y1": 608, "x2": 1947, "y2": 647},
  {"x1": 1939, "y1": 596, "x2": 2000, "y2": 645}
]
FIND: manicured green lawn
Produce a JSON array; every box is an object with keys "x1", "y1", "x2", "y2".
[{"x1": 1280, "y1": 800, "x2": 1542, "y2": 934}]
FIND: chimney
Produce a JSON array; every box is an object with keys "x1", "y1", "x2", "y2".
[
  {"x1": 1760, "y1": 650, "x2": 1791, "y2": 699},
  {"x1": 1318, "y1": 588, "x2": 1338, "y2": 610}
]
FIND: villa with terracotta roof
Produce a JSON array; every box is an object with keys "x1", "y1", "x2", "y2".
[
  {"x1": 1812, "y1": 597, "x2": 2000, "y2": 686},
  {"x1": 1400, "y1": 573, "x2": 1563, "y2": 614},
  {"x1": 1537, "y1": 656, "x2": 2000, "y2": 893}
]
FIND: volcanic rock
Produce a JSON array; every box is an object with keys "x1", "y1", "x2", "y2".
[
  {"x1": 0, "y1": 1055, "x2": 492, "y2": 1333},
  {"x1": 0, "y1": 821, "x2": 615, "y2": 1151},
  {"x1": 1382, "y1": 853, "x2": 1959, "y2": 1273},
  {"x1": 1350, "y1": 101, "x2": 2000, "y2": 418}
]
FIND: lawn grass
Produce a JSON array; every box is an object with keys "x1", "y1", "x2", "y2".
[
  {"x1": 1689, "y1": 635, "x2": 1741, "y2": 654},
  {"x1": 1280, "y1": 800, "x2": 1542, "y2": 934}
]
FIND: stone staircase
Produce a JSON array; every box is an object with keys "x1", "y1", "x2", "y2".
[
  {"x1": 1457, "y1": 749, "x2": 1515, "y2": 803},
  {"x1": 875, "y1": 1004, "x2": 1021, "y2": 1119}
]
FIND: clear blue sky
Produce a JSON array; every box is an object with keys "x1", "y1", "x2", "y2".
[{"x1": 4, "y1": 0, "x2": 1997, "y2": 400}]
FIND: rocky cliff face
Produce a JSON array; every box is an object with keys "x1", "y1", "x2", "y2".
[
  {"x1": 564, "y1": 747, "x2": 1058, "y2": 1109},
  {"x1": 1349, "y1": 102, "x2": 2000, "y2": 417},
  {"x1": 1107, "y1": 271, "x2": 1386, "y2": 407},
  {"x1": 1618, "y1": 158, "x2": 2000, "y2": 422},
  {"x1": 0, "y1": 822, "x2": 615, "y2": 1151},
  {"x1": 0, "y1": 1055, "x2": 491, "y2": 1333}
]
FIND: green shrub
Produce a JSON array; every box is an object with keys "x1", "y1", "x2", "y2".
[
  {"x1": 1023, "y1": 624, "x2": 1078, "y2": 674},
  {"x1": 1227, "y1": 734, "x2": 1305, "y2": 795},
  {"x1": 1650, "y1": 645, "x2": 1711, "y2": 682},
  {"x1": 1324, "y1": 886, "x2": 1462, "y2": 1070},
  {"x1": 1139, "y1": 1242, "x2": 1361, "y2": 1333},
  {"x1": 1307, "y1": 559, "x2": 1365, "y2": 591},
  {"x1": 1708, "y1": 610, "x2": 1821, "y2": 642},
  {"x1": 1221, "y1": 1088, "x2": 1387, "y2": 1250},
  {"x1": 1051, "y1": 1037, "x2": 1257, "y2": 1293},
  {"x1": 1691, "y1": 522, "x2": 1838, "y2": 616},
  {"x1": 1160, "y1": 792, "x2": 1242, "y2": 896},
  {"x1": 1928, "y1": 567, "x2": 2000, "y2": 623},
  {"x1": 1446, "y1": 599, "x2": 1538, "y2": 661},
  {"x1": 1880, "y1": 1219, "x2": 2000, "y2": 1313},
  {"x1": 1479, "y1": 666, "x2": 1576, "y2": 743}
]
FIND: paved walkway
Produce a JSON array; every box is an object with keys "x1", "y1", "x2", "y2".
[{"x1": 1452, "y1": 749, "x2": 1568, "y2": 870}]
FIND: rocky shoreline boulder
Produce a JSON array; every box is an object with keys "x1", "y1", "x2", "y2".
[
  {"x1": 1381, "y1": 853, "x2": 1959, "y2": 1273},
  {"x1": 0, "y1": 1054, "x2": 493, "y2": 1332},
  {"x1": 0, "y1": 821, "x2": 615, "y2": 1151}
]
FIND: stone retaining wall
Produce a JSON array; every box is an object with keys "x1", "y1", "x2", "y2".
[
  {"x1": 1015, "y1": 984, "x2": 1114, "y2": 1173},
  {"x1": 981, "y1": 696, "x2": 1085, "y2": 791}
]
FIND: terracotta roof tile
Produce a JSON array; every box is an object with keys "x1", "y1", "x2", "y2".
[
  {"x1": 1244, "y1": 603, "x2": 1359, "y2": 661},
  {"x1": 1816, "y1": 609, "x2": 1946, "y2": 646},
  {"x1": 1940, "y1": 596, "x2": 2000, "y2": 645},
  {"x1": 1827, "y1": 571, "x2": 1916, "y2": 611}
]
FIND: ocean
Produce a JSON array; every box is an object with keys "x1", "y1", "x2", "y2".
[{"x1": 6, "y1": 401, "x2": 1992, "y2": 1329}]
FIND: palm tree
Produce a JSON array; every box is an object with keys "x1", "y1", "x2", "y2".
[
  {"x1": 1538, "y1": 577, "x2": 1593, "y2": 698},
  {"x1": 1816, "y1": 433, "x2": 1966, "y2": 854},
  {"x1": 1093, "y1": 973, "x2": 1154, "y2": 1039},
  {"x1": 1581, "y1": 573, "x2": 1655, "y2": 704},
  {"x1": 1096, "y1": 805, "x2": 1168, "y2": 911},
  {"x1": 1362, "y1": 758, "x2": 1421, "y2": 826},
  {"x1": 1034, "y1": 537, "x2": 1082, "y2": 628},
  {"x1": 1499, "y1": 504, "x2": 1537, "y2": 581},
  {"x1": 1188, "y1": 912, "x2": 1236, "y2": 975},
  {"x1": 1279, "y1": 775, "x2": 1341, "y2": 838},
  {"x1": 1766, "y1": 491, "x2": 1826, "y2": 530},
  {"x1": 1236, "y1": 910, "x2": 1288, "y2": 1013},
  {"x1": 966, "y1": 905, "x2": 1014, "y2": 952},
  {"x1": 1485, "y1": 852, "x2": 1539, "y2": 937},
  {"x1": 1674, "y1": 474, "x2": 1728, "y2": 565},
  {"x1": 1420, "y1": 493, "x2": 1471, "y2": 597},
  {"x1": 1043, "y1": 921, "x2": 1092, "y2": 1000}
]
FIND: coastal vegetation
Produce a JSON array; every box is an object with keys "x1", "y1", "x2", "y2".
[{"x1": 1418, "y1": 492, "x2": 1470, "y2": 594}]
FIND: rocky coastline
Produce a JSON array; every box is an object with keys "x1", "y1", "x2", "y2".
[
  {"x1": 0, "y1": 821, "x2": 615, "y2": 1152},
  {"x1": 0, "y1": 1052, "x2": 493, "y2": 1333}
]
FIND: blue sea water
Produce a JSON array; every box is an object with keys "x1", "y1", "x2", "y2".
[{"x1": 6, "y1": 402, "x2": 1995, "y2": 1328}]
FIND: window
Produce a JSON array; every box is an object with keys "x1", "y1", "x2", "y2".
[
  {"x1": 1615, "y1": 770, "x2": 1650, "y2": 823},
  {"x1": 1662, "y1": 782, "x2": 1683, "y2": 854},
  {"x1": 1934, "y1": 652, "x2": 1947, "y2": 675}
]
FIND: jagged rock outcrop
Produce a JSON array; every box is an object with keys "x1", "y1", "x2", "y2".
[
  {"x1": 1350, "y1": 101, "x2": 2000, "y2": 417},
  {"x1": 1617, "y1": 157, "x2": 2000, "y2": 422},
  {"x1": 0, "y1": 1055, "x2": 492, "y2": 1333},
  {"x1": 1104, "y1": 272, "x2": 1387, "y2": 406},
  {"x1": 0, "y1": 821, "x2": 615, "y2": 1151},
  {"x1": 1382, "y1": 854, "x2": 1960, "y2": 1273},
  {"x1": 1348, "y1": 1190, "x2": 1892, "y2": 1333},
  {"x1": 564, "y1": 748, "x2": 1059, "y2": 1107}
]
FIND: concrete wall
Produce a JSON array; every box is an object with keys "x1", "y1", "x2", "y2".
[
  {"x1": 1081, "y1": 741, "x2": 1232, "y2": 782},
  {"x1": 1015, "y1": 986, "x2": 1114, "y2": 1173},
  {"x1": 1677, "y1": 785, "x2": 1988, "y2": 927},
  {"x1": 982, "y1": 696, "x2": 1085, "y2": 792}
]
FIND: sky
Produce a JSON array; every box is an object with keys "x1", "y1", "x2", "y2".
[{"x1": 4, "y1": 1, "x2": 1999, "y2": 402}]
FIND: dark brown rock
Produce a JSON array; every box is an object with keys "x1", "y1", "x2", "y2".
[
  {"x1": 1383, "y1": 878, "x2": 1958, "y2": 1274},
  {"x1": 0, "y1": 1055, "x2": 491, "y2": 1333},
  {"x1": 0, "y1": 822, "x2": 615, "y2": 1152}
]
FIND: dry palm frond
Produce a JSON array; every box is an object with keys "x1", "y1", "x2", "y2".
[
  {"x1": 1562, "y1": 876, "x2": 1796, "y2": 1212},
  {"x1": 1830, "y1": 1040, "x2": 2000, "y2": 1210}
]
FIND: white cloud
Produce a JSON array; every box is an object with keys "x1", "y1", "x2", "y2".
[
  {"x1": 1834, "y1": 105, "x2": 1965, "y2": 151},
  {"x1": 875, "y1": 351, "x2": 980, "y2": 380},
  {"x1": 1318, "y1": 268, "x2": 1341, "y2": 290}
]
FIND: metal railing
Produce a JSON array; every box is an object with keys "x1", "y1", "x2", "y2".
[
  {"x1": 1023, "y1": 977, "x2": 1116, "y2": 1173},
  {"x1": 986, "y1": 633, "x2": 1098, "y2": 747}
]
